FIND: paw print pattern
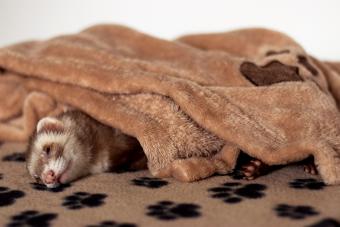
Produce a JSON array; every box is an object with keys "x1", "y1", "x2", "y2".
[
  {"x1": 7, "y1": 210, "x2": 57, "y2": 227},
  {"x1": 0, "y1": 186, "x2": 25, "y2": 207},
  {"x1": 31, "y1": 182, "x2": 71, "y2": 193},
  {"x1": 87, "y1": 220, "x2": 137, "y2": 227},
  {"x1": 208, "y1": 182, "x2": 267, "y2": 204},
  {"x1": 274, "y1": 204, "x2": 319, "y2": 220},
  {"x1": 146, "y1": 201, "x2": 201, "y2": 220},
  {"x1": 289, "y1": 178, "x2": 326, "y2": 190},
  {"x1": 62, "y1": 192, "x2": 107, "y2": 209},
  {"x1": 307, "y1": 218, "x2": 340, "y2": 227},
  {"x1": 2, "y1": 152, "x2": 26, "y2": 162},
  {"x1": 132, "y1": 177, "x2": 168, "y2": 189},
  {"x1": 240, "y1": 60, "x2": 302, "y2": 86}
]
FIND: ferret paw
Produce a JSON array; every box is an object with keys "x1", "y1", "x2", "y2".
[
  {"x1": 304, "y1": 163, "x2": 318, "y2": 175},
  {"x1": 241, "y1": 159, "x2": 268, "y2": 180}
]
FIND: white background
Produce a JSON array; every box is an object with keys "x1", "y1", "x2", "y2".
[{"x1": 1, "y1": 0, "x2": 339, "y2": 60}]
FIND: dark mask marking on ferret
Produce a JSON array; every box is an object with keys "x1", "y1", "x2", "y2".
[
  {"x1": 42, "y1": 143, "x2": 63, "y2": 159},
  {"x1": 240, "y1": 60, "x2": 303, "y2": 86}
]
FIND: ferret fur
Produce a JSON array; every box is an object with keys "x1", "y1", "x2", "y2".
[{"x1": 26, "y1": 110, "x2": 146, "y2": 188}]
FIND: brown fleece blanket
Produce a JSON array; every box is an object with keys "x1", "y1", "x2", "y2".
[{"x1": 0, "y1": 24, "x2": 340, "y2": 185}]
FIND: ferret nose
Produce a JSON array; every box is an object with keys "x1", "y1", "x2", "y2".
[
  {"x1": 47, "y1": 170, "x2": 55, "y2": 177},
  {"x1": 44, "y1": 170, "x2": 56, "y2": 184}
]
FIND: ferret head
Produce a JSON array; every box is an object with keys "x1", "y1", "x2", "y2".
[{"x1": 26, "y1": 116, "x2": 90, "y2": 188}]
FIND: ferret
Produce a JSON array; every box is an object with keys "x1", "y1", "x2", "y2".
[{"x1": 26, "y1": 110, "x2": 146, "y2": 188}]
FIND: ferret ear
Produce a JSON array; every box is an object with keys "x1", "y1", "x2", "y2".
[{"x1": 37, "y1": 117, "x2": 64, "y2": 134}]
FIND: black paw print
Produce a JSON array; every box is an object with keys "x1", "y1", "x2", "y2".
[
  {"x1": 146, "y1": 201, "x2": 201, "y2": 220},
  {"x1": 2, "y1": 152, "x2": 26, "y2": 162},
  {"x1": 31, "y1": 182, "x2": 72, "y2": 193},
  {"x1": 0, "y1": 186, "x2": 25, "y2": 206},
  {"x1": 62, "y1": 192, "x2": 107, "y2": 209},
  {"x1": 307, "y1": 218, "x2": 340, "y2": 227},
  {"x1": 208, "y1": 182, "x2": 267, "y2": 204},
  {"x1": 87, "y1": 220, "x2": 137, "y2": 227},
  {"x1": 274, "y1": 204, "x2": 319, "y2": 220},
  {"x1": 7, "y1": 210, "x2": 57, "y2": 227},
  {"x1": 289, "y1": 178, "x2": 326, "y2": 190},
  {"x1": 132, "y1": 177, "x2": 168, "y2": 189}
]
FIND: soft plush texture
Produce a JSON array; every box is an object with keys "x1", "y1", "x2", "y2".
[
  {"x1": 0, "y1": 142, "x2": 339, "y2": 227},
  {"x1": 1, "y1": 25, "x2": 340, "y2": 184}
]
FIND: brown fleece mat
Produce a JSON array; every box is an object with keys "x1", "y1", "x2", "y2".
[{"x1": 0, "y1": 142, "x2": 339, "y2": 227}]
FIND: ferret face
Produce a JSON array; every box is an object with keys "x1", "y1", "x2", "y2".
[{"x1": 26, "y1": 117, "x2": 89, "y2": 188}]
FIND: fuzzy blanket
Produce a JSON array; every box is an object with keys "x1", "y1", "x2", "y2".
[{"x1": 0, "y1": 24, "x2": 340, "y2": 184}]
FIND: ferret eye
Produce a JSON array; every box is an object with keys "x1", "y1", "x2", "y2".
[{"x1": 44, "y1": 146, "x2": 51, "y2": 155}]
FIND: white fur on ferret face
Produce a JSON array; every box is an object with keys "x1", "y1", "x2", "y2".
[
  {"x1": 28, "y1": 130, "x2": 69, "y2": 188},
  {"x1": 27, "y1": 117, "x2": 91, "y2": 188}
]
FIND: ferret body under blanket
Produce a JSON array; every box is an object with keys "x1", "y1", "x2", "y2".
[{"x1": 0, "y1": 24, "x2": 340, "y2": 184}]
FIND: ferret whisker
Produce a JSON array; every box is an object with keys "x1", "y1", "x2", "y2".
[
  {"x1": 56, "y1": 158, "x2": 66, "y2": 173},
  {"x1": 55, "y1": 158, "x2": 61, "y2": 171}
]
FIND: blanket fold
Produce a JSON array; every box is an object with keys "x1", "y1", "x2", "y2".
[{"x1": 1, "y1": 24, "x2": 340, "y2": 184}]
